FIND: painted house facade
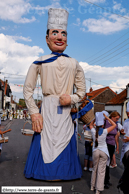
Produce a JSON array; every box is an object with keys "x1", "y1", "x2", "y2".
[
  {"x1": 0, "y1": 79, "x2": 12, "y2": 109},
  {"x1": 105, "y1": 84, "x2": 129, "y2": 124},
  {"x1": 86, "y1": 86, "x2": 117, "y2": 113}
]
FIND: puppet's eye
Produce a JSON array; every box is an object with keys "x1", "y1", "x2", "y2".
[
  {"x1": 53, "y1": 33, "x2": 57, "y2": 36},
  {"x1": 62, "y1": 33, "x2": 66, "y2": 37}
]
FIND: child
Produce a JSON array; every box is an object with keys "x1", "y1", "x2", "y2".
[{"x1": 83, "y1": 124, "x2": 93, "y2": 171}]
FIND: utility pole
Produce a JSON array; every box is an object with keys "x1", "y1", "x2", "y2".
[{"x1": 89, "y1": 78, "x2": 91, "y2": 89}]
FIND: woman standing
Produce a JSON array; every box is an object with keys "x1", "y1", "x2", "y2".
[
  {"x1": 90, "y1": 112, "x2": 116, "y2": 194},
  {"x1": 104, "y1": 111, "x2": 120, "y2": 188}
]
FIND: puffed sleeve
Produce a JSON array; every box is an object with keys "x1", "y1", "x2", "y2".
[
  {"x1": 70, "y1": 61, "x2": 86, "y2": 104},
  {"x1": 23, "y1": 63, "x2": 41, "y2": 115}
]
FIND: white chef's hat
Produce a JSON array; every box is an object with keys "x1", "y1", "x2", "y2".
[
  {"x1": 95, "y1": 112, "x2": 104, "y2": 126},
  {"x1": 126, "y1": 101, "x2": 129, "y2": 112},
  {"x1": 102, "y1": 110, "x2": 109, "y2": 117},
  {"x1": 47, "y1": 8, "x2": 69, "y2": 31}
]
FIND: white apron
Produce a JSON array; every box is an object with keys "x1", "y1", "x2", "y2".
[{"x1": 40, "y1": 95, "x2": 74, "y2": 164}]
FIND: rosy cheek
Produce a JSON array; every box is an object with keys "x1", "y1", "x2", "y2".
[{"x1": 50, "y1": 35, "x2": 56, "y2": 40}]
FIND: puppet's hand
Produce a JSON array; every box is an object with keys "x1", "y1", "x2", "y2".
[
  {"x1": 59, "y1": 94, "x2": 71, "y2": 106},
  {"x1": 31, "y1": 113, "x2": 43, "y2": 133}
]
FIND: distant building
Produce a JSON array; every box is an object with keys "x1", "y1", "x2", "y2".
[
  {"x1": 0, "y1": 79, "x2": 12, "y2": 109},
  {"x1": 86, "y1": 86, "x2": 117, "y2": 113},
  {"x1": 105, "y1": 83, "x2": 129, "y2": 124},
  {"x1": 10, "y1": 95, "x2": 17, "y2": 111}
]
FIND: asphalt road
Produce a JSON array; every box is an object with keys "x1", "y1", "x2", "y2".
[{"x1": 0, "y1": 119, "x2": 124, "y2": 194}]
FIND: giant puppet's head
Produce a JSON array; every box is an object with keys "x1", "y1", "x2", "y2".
[{"x1": 46, "y1": 8, "x2": 69, "y2": 53}]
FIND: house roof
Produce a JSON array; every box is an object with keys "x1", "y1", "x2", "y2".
[
  {"x1": 106, "y1": 89, "x2": 127, "y2": 105},
  {"x1": 86, "y1": 86, "x2": 117, "y2": 100}
]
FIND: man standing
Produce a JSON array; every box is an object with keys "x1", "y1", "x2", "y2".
[{"x1": 23, "y1": 8, "x2": 86, "y2": 181}]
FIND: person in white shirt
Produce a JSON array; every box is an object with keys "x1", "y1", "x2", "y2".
[{"x1": 89, "y1": 112, "x2": 116, "y2": 194}]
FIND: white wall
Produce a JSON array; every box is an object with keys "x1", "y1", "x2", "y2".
[
  {"x1": 105, "y1": 105, "x2": 122, "y2": 123},
  {"x1": 123, "y1": 100, "x2": 129, "y2": 123},
  {"x1": 11, "y1": 103, "x2": 16, "y2": 111}
]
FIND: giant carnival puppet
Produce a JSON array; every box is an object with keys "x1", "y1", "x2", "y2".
[{"x1": 23, "y1": 8, "x2": 86, "y2": 181}]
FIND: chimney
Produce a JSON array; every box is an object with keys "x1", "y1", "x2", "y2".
[
  {"x1": 126, "y1": 83, "x2": 129, "y2": 99},
  {"x1": 89, "y1": 87, "x2": 93, "y2": 93}
]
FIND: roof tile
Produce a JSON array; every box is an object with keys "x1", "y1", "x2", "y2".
[
  {"x1": 106, "y1": 89, "x2": 126, "y2": 105},
  {"x1": 86, "y1": 86, "x2": 116, "y2": 100}
]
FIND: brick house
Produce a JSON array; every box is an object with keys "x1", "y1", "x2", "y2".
[
  {"x1": 86, "y1": 86, "x2": 117, "y2": 113},
  {"x1": 105, "y1": 83, "x2": 129, "y2": 124}
]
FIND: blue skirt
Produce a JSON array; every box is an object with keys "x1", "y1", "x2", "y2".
[{"x1": 24, "y1": 131, "x2": 82, "y2": 180}]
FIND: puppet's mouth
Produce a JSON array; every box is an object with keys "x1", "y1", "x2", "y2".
[{"x1": 54, "y1": 42, "x2": 64, "y2": 46}]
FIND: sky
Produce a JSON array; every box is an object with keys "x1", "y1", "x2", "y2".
[{"x1": 0, "y1": 0, "x2": 129, "y2": 102}]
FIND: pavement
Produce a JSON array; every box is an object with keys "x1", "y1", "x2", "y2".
[
  {"x1": 0, "y1": 119, "x2": 125, "y2": 194},
  {"x1": 0, "y1": 119, "x2": 12, "y2": 131}
]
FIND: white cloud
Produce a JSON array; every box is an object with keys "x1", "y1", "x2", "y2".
[
  {"x1": 10, "y1": 83, "x2": 23, "y2": 94},
  {"x1": 73, "y1": 18, "x2": 81, "y2": 26},
  {"x1": 87, "y1": 0, "x2": 105, "y2": 2},
  {"x1": 0, "y1": 0, "x2": 62, "y2": 23},
  {"x1": 109, "y1": 79, "x2": 129, "y2": 92},
  {"x1": 9, "y1": 81, "x2": 42, "y2": 101},
  {"x1": 68, "y1": 0, "x2": 73, "y2": 4},
  {"x1": 80, "y1": 27, "x2": 86, "y2": 32},
  {"x1": 88, "y1": 84, "x2": 104, "y2": 91},
  {"x1": 79, "y1": 62, "x2": 129, "y2": 93},
  {"x1": 0, "y1": 33, "x2": 44, "y2": 75},
  {"x1": 113, "y1": 3, "x2": 121, "y2": 10},
  {"x1": 82, "y1": 13, "x2": 129, "y2": 34},
  {"x1": 11, "y1": 36, "x2": 32, "y2": 42},
  {"x1": 113, "y1": 1, "x2": 126, "y2": 13},
  {"x1": 78, "y1": 0, "x2": 105, "y2": 6},
  {"x1": 0, "y1": 27, "x2": 6, "y2": 30},
  {"x1": 0, "y1": 33, "x2": 44, "y2": 100},
  {"x1": 0, "y1": 0, "x2": 36, "y2": 23},
  {"x1": 80, "y1": 62, "x2": 129, "y2": 80}
]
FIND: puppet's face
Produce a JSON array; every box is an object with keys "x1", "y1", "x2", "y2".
[{"x1": 46, "y1": 29, "x2": 67, "y2": 53}]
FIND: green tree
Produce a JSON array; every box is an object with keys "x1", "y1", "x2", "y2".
[{"x1": 18, "y1": 98, "x2": 27, "y2": 109}]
